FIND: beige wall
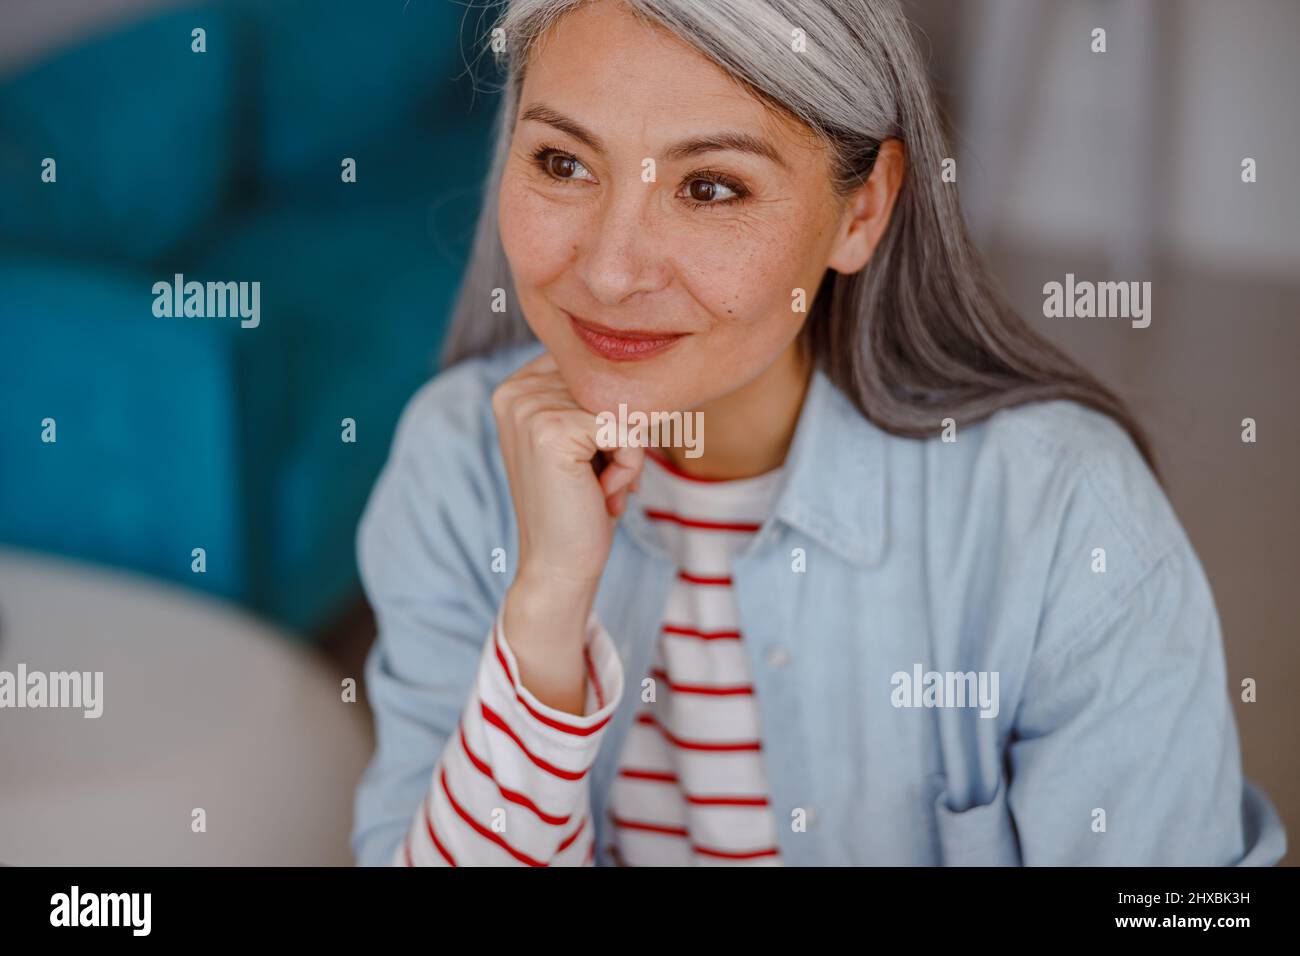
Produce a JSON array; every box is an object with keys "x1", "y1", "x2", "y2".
[{"x1": 906, "y1": 0, "x2": 1297, "y2": 864}]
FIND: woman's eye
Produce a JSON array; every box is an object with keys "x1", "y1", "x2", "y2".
[
  {"x1": 531, "y1": 146, "x2": 746, "y2": 208},
  {"x1": 535, "y1": 149, "x2": 595, "y2": 183},
  {"x1": 681, "y1": 177, "x2": 743, "y2": 205}
]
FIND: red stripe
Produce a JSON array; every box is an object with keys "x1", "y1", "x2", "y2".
[
  {"x1": 635, "y1": 711, "x2": 761, "y2": 752},
  {"x1": 611, "y1": 815, "x2": 689, "y2": 837},
  {"x1": 686, "y1": 793, "x2": 770, "y2": 807},
  {"x1": 610, "y1": 817, "x2": 779, "y2": 860},
  {"x1": 694, "y1": 844, "x2": 780, "y2": 860},
  {"x1": 584, "y1": 646, "x2": 606, "y2": 710},
  {"x1": 402, "y1": 836, "x2": 414, "y2": 867},
  {"x1": 644, "y1": 509, "x2": 761, "y2": 533},
  {"x1": 458, "y1": 723, "x2": 570, "y2": 826},
  {"x1": 650, "y1": 667, "x2": 753, "y2": 696},
  {"x1": 618, "y1": 768, "x2": 769, "y2": 807},
  {"x1": 439, "y1": 767, "x2": 546, "y2": 867},
  {"x1": 481, "y1": 701, "x2": 589, "y2": 780},
  {"x1": 557, "y1": 815, "x2": 588, "y2": 854},
  {"x1": 586, "y1": 842, "x2": 596, "y2": 864},
  {"x1": 493, "y1": 621, "x2": 611, "y2": 736},
  {"x1": 676, "y1": 571, "x2": 732, "y2": 586},
  {"x1": 619, "y1": 767, "x2": 679, "y2": 783},
  {"x1": 662, "y1": 623, "x2": 741, "y2": 640},
  {"x1": 645, "y1": 449, "x2": 733, "y2": 483},
  {"x1": 423, "y1": 793, "x2": 457, "y2": 866}
]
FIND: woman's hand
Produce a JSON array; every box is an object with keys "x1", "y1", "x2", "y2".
[{"x1": 492, "y1": 351, "x2": 645, "y2": 712}]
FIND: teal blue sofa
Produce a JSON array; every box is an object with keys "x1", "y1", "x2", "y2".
[{"x1": 0, "y1": 0, "x2": 498, "y2": 634}]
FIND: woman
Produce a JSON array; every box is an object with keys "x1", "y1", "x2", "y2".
[{"x1": 351, "y1": 0, "x2": 1285, "y2": 866}]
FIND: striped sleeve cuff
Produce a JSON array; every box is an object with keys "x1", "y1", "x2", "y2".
[
  {"x1": 396, "y1": 608, "x2": 620, "y2": 867},
  {"x1": 488, "y1": 603, "x2": 624, "y2": 750}
]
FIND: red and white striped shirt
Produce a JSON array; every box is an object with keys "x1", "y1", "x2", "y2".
[
  {"x1": 395, "y1": 450, "x2": 784, "y2": 867},
  {"x1": 605, "y1": 449, "x2": 785, "y2": 865}
]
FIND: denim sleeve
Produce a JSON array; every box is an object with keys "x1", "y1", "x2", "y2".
[
  {"x1": 1005, "y1": 537, "x2": 1287, "y2": 865},
  {"x1": 349, "y1": 378, "x2": 506, "y2": 867}
]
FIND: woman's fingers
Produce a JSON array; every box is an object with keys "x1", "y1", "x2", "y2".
[
  {"x1": 493, "y1": 375, "x2": 568, "y2": 420},
  {"x1": 605, "y1": 485, "x2": 630, "y2": 518},
  {"x1": 499, "y1": 349, "x2": 651, "y2": 513},
  {"x1": 597, "y1": 442, "x2": 646, "y2": 499}
]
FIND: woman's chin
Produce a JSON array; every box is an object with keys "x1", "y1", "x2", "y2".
[{"x1": 564, "y1": 373, "x2": 692, "y2": 419}]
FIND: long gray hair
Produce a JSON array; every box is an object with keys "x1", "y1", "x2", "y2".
[{"x1": 441, "y1": 0, "x2": 1156, "y2": 470}]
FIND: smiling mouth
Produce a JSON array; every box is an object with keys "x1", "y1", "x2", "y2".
[{"x1": 565, "y1": 311, "x2": 687, "y2": 362}]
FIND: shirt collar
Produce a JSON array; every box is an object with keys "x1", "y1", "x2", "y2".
[
  {"x1": 767, "y1": 365, "x2": 888, "y2": 567},
  {"x1": 618, "y1": 365, "x2": 887, "y2": 568}
]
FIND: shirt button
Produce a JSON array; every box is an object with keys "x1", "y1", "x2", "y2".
[{"x1": 766, "y1": 646, "x2": 791, "y2": 669}]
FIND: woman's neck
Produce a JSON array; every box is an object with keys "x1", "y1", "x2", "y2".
[{"x1": 661, "y1": 337, "x2": 813, "y2": 481}]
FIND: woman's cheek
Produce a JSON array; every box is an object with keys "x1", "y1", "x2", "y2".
[
  {"x1": 675, "y1": 233, "x2": 807, "y2": 338},
  {"x1": 497, "y1": 179, "x2": 574, "y2": 286}
]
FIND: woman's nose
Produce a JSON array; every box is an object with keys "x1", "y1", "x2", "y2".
[{"x1": 573, "y1": 184, "x2": 671, "y2": 305}]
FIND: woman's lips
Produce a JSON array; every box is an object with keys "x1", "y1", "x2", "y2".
[{"x1": 566, "y1": 311, "x2": 686, "y2": 362}]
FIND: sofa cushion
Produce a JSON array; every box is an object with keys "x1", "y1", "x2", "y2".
[
  {"x1": 0, "y1": 255, "x2": 250, "y2": 603},
  {"x1": 231, "y1": 0, "x2": 471, "y2": 189},
  {"x1": 186, "y1": 190, "x2": 472, "y2": 629},
  {"x1": 0, "y1": 5, "x2": 237, "y2": 265}
]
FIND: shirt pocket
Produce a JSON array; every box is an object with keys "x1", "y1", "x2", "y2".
[{"x1": 931, "y1": 774, "x2": 1022, "y2": 866}]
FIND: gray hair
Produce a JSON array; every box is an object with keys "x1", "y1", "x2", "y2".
[{"x1": 442, "y1": 0, "x2": 1155, "y2": 470}]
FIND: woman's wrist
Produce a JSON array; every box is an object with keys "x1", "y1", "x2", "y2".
[
  {"x1": 502, "y1": 574, "x2": 595, "y2": 716},
  {"x1": 504, "y1": 570, "x2": 597, "y2": 649}
]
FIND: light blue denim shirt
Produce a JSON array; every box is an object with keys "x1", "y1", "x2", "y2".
[{"x1": 351, "y1": 339, "x2": 1286, "y2": 866}]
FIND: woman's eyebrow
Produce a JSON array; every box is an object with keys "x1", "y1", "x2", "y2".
[
  {"x1": 663, "y1": 132, "x2": 788, "y2": 170},
  {"x1": 520, "y1": 103, "x2": 606, "y2": 153},
  {"x1": 519, "y1": 101, "x2": 789, "y2": 170}
]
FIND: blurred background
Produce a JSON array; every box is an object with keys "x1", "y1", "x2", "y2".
[{"x1": 0, "y1": 0, "x2": 1295, "y2": 865}]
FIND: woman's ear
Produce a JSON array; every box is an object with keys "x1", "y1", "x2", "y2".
[{"x1": 826, "y1": 138, "x2": 907, "y2": 275}]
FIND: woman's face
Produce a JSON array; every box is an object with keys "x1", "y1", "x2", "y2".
[{"x1": 497, "y1": 0, "x2": 865, "y2": 417}]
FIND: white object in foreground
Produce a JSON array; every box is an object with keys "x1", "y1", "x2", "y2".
[{"x1": 0, "y1": 547, "x2": 371, "y2": 865}]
